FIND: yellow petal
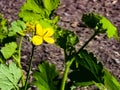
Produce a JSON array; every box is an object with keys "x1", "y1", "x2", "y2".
[
  {"x1": 44, "y1": 37, "x2": 55, "y2": 44},
  {"x1": 44, "y1": 28, "x2": 54, "y2": 37},
  {"x1": 36, "y1": 24, "x2": 44, "y2": 36},
  {"x1": 32, "y1": 35, "x2": 43, "y2": 45}
]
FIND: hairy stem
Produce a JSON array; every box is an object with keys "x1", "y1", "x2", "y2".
[
  {"x1": 12, "y1": 36, "x2": 25, "y2": 86},
  {"x1": 24, "y1": 45, "x2": 35, "y2": 90},
  {"x1": 60, "y1": 57, "x2": 75, "y2": 90},
  {"x1": 18, "y1": 37, "x2": 23, "y2": 65},
  {"x1": 77, "y1": 31, "x2": 98, "y2": 54},
  {"x1": 60, "y1": 31, "x2": 98, "y2": 90},
  {"x1": 18, "y1": 37, "x2": 25, "y2": 87}
]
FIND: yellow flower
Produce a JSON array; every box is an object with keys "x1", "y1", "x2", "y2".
[
  {"x1": 32, "y1": 24, "x2": 55, "y2": 45},
  {"x1": 24, "y1": 22, "x2": 35, "y2": 33}
]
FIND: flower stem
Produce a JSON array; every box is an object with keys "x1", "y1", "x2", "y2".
[
  {"x1": 24, "y1": 45, "x2": 35, "y2": 90},
  {"x1": 60, "y1": 57, "x2": 75, "y2": 90},
  {"x1": 12, "y1": 36, "x2": 25, "y2": 86},
  {"x1": 77, "y1": 31, "x2": 98, "y2": 54},
  {"x1": 18, "y1": 37, "x2": 25, "y2": 87},
  {"x1": 60, "y1": 31, "x2": 98, "y2": 90}
]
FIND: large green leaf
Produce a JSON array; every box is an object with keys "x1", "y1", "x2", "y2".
[
  {"x1": 82, "y1": 13, "x2": 119, "y2": 39},
  {"x1": 69, "y1": 49, "x2": 104, "y2": 87},
  {"x1": 33, "y1": 61, "x2": 59, "y2": 90},
  {"x1": 1, "y1": 42, "x2": 17, "y2": 59},
  {"x1": 8, "y1": 20, "x2": 26, "y2": 37},
  {"x1": 69, "y1": 49, "x2": 120, "y2": 89},
  {"x1": 19, "y1": 10, "x2": 43, "y2": 22},
  {"x1": 0, "y1": 62, "x2": 22, "y2": 90},
  {"x1": 19, "y1": 0, "x2": 60, "y2": 21},
  {"x1": 78, "y1": 50, "x2": 104, "y2": 83}
]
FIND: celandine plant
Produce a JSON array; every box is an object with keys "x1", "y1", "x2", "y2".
[{"x1": 0, "y1": 0, "x2": 120, "y2": 90}]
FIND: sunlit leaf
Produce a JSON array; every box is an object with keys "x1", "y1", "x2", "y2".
[
  {"x1": 0, "y1": 62, "x2": 22, "y2": 90},
  {"x1": 82, "y1": 13, "x2": 119, "y2": 39},
  {"x1": 103, "y1": 69, "x2": 120, "y2": 90},
  {"x1": 33, "y1": 61, "x2": 59, "y2": 90},
  {"x1": 19, "y1": 10, "x2": 42, "y2": 21},
  {"x1": 99, "y1": 16, "x2": 119, "y2": 39},
  {"x1": 8, "y1": 20, "x2": 26, "y2": 37},
  {"x1": 1, "y1": 42, "x2": 17, "y2": 59},
  {"x1": 42, "y1": 0, "x2": 60, "y2": 11},
  {"x1": 39, "y1": 17, "x2": 60, "y2": 28},
  {"x1": 19, "y1": 0, "x2": 60, "y2": 21}
]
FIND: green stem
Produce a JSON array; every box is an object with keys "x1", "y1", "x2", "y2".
[
  {"x1": 18, "y1": 37, "x2": 25, "y2": 87},
  {"x1": 60, "y1": 31, "x2": 98, "y2": 90},
  {"x1": 18, "y1": 37, "x2": 23, "y2": 64},
  {"x1": 60, "y1": 57, "x2": 75, "y2": 90},
  {"x1": 12, "y1": 36, "x2": 23, "y2": 67},
  {"x1": 77, "y1": 31, "x2": 98, "y2": 54},
  {"x1": 12, "y1": 55, "x2": 25, "y2": 87},
  {"x1": 24, "y1": 45, "x2": 35, "y2": 90},
  {"x1": 12, "y1": 36, "x2": 25, "y2": 86}
]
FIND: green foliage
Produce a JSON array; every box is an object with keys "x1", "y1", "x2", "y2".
[
  {"x1": 103, "y1": 69, "x2": 120, "y2": 90},
  {"x1": 69, "y1": 50, "x2": 104, "y2": 87},
  {"x1": 99, "y1": 16, "x2": 119, "y2": 39},
  {"x1": 69, "y1": 49, "x2": 120, "y2": 90},
  {"x1": 82, "y1": 13, "x2": 102, "y2": 29},
  {"x1": 1, "y1": 42, "x2": 17, "y2": 59},
  {"x1": 0, "y1": 14, "x2": 8, "y2": 42},
  {"x1": 40, "y1": 16, "x2": 60, "y2": 28},
  {"x1": 39, "y1": 19, "x2": 52, "y2": 28},
  {"x1": 19, "y1": 0, "x2": 60, "y2": 21},
  {"x1": 33, "y1": 61, "x2": 59, "y2": 90},
  {"x1": 0, "y1": 62, "x2": 22, "y2": 90},
  {"x1": 0, "y1": 53, "x2": 5, "y2": 63},
  {"x1": 19, "y1": 11, "x2": 43, "y2": 21},
  {"x1": 8, "y1": 20, "x2": 26, "y2": 37},
  {"x1": 82, "y1": 13, "x2": 119, "y2": 39},
  {"x1": 54, "y1": 28, "x2": 79, "y2": 56},
  {"x1": 42, "y1": 0, "x2": 60, "y2": 11}
]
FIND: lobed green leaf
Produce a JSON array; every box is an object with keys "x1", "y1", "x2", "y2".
[
  {"x1": 82, "y1": 13, "x2": 119, "y2": 39},
  {"x1": 0, "y1": 62, "x2": 22, "y2": 90},
  {"x1": 8, "y1": 20, "x2": 26, "y2": 37},
  {"x1": 33, "y1": 61, "x2": 59, "y2": 90},
  {"x1": 1, "y1": 42, "x2": 17, "y2": 59},
  {"x1": 19, "y1": 0, "x2": 60, "y2": 21},
  {"x1": 99, "y1": 16, "x2": 119, "y2": 39},
  {"x1": 69, "y1": 49, "x2": 104, "y2": 87},
  {"x1": 69, "y1": 49, "x2": 120, "y2": 89},
  {"x1": 54, "y1": 28, "x2": 79, "y2": 54},
  {"x1": 82, "y1": 13, "x2": 102, "y2": 29}
]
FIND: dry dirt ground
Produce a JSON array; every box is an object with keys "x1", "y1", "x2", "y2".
[{"x1": 0, "y1": 0, "x2": 120, "y2": 90}]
